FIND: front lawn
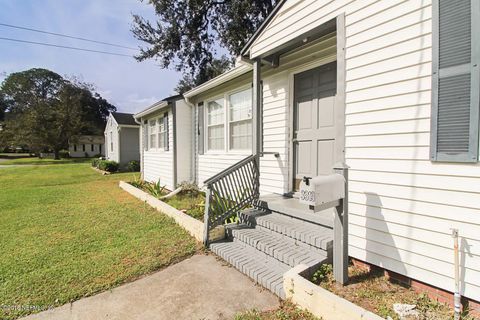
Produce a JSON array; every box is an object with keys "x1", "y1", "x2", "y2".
[
  {"x1": 0, "y1": 157, "x2": 91, "y2": 166},
  {"x1": 0, "y1": 161, "x2": 198, "y2": 319}
]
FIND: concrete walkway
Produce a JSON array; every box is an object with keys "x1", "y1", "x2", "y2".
[{"x1": 23, "y1": 254, "x2": 279, "y2": 320}]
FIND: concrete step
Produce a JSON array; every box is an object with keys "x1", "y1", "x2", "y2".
[
  {"x1": 259, "y1": 196, "x2": 334, "y2": 228},
  {"x1": 210, "y1": 240, "x2": 289, "y2": 299},
  {"x1": 228, "y1": 224, "x2": 329, "y2": 268},
  {"x1": 240, "y1": 209, "x2": 333, "y2": 251}
]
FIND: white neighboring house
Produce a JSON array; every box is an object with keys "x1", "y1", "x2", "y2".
[
  {"x1": 134, "y1": 95, "x2": 193, "y2": 191},
  {"x1": 69, "y1": 135, "x2": 104, "y2": 158},
  {"x1": 184, "y1": 0, "x2": 480, "y2": 309},
  {"x1": 104, "y1": 112, "x2": 140, "y2": 167}
]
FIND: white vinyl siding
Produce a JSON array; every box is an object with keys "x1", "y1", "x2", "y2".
[
  {"x1": 250, "y1": 0, "x2": 480, "y2": 302},
  {"x1": 207, "y1": 98, "x2": 225, "y2": 151},
  {"x1": 229, "y1": 88, "x2": 253, "y2": 150}
]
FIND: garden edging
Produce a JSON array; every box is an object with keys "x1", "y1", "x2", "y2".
[
  {"x1": 283, "y1": 264, "x2": 384, "y2": 320},
  {"x1": 119, "y1": 181, "x2": 224, "y2": 243}
]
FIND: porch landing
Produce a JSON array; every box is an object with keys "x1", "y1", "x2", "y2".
[{"x1": 210, "y1": 194, "x2": 334, "y2": 299}]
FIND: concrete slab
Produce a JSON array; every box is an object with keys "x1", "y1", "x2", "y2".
[{"x1": 22, "y1": 254, "x2": 279, "y2": 320}]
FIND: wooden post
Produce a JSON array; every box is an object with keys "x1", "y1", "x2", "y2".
[
  {"x1": 333, "y1": 163, "x2": 349, "y2": 285},
  {"x1": 203, "y1": 187, "x2": 212, "y2": 246}
]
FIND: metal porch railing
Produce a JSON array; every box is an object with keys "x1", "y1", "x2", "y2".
[{"x1": 203, "y1": 154, "x2": 260, "y2": 245}]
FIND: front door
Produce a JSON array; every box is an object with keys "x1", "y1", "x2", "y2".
[{"x1": 293, "y1": 62, "x2": 337, "y2": 190}]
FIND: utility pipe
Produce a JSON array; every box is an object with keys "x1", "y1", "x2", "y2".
[{"x1": 451, "y1": 228, "x2": 461, "y2": 320}]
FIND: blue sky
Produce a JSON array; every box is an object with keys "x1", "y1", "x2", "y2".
[{"x1": 0, "y1": 0, "x2": 184, "y2": 113}]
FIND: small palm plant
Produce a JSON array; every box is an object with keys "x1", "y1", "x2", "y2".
[{"x1": 144, "y1": 180, "x2": 166, "y2": 198}]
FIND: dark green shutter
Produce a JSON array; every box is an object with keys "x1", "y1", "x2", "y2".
[
  {"x1": 431, "y1": 0, "x2": 480, "y2": 162},
  {"x1": 164, "y1": 112, "x2": 169, "y2": 151},
  {"x1": 198, "y1": 102, "x2": 204, "y2": 155}
]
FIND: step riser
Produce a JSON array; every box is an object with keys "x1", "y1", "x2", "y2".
[
  {"x1": 230, "y1": 229, "x2": 330, "y2": 268},
  {"x1": 210, "y1": 242, "x2": 287, "y2": 299},
  {"x1": 239, "y1": 210, "x2": 333, "y2": 251}
]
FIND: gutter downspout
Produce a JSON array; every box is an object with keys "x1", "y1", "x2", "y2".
[
  {"x1": 172, "y1": 102, "x2": 178, "y2": 187},
  {"x1": 133, "y1": 117, "x2": 144, "y2": 180},
  {"x1": 184, "y1": 96, "x2": 197, "y2": 185}
]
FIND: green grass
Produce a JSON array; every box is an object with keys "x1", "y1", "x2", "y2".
[
  {"x1": 163, "y1": 192, "x2": 205, "y2": 221},
  {"x1": 0, "y1": 162, "x2": 198, "y2": 319},
  {"x1": 0, "y1": 157, "x2": 91, "y2": 165}
]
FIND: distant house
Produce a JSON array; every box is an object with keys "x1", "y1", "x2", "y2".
[
  {"x1": 69, "y1": 135, "x2": 104, "y2": 158},
  {"x1": 134, "y1": 95, "x2": 193, "y2": 190},
  {"x1": 104, "y1": 112, "x2": 140, "y2": 167}
]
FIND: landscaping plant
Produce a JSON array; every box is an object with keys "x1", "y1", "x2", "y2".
[
  {"x1": 98, "y1": 160, "x2": 119, "y2": 173},
  {"x1": 127, "y1": 160, "x2": 140, "y2": 172}
]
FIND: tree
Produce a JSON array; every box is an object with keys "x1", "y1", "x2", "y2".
[
  {"x1": 174, "y1": 56, "x2": 232, "y2": 94},
  {"x1": 132, "y1": 0, "x2": 278, "y2": 91},
  {"x1": 0, "y1": 68, "x2": 116, "y2": 158}
]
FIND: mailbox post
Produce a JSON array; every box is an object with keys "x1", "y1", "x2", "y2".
[
  {"x1": 333, "y1": 163, "x2": 349, "y2": 285},
  {"x1": 299, "y1": 163, "x2": 349, "y2": 285}
]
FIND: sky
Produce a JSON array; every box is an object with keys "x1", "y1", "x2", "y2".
[{"x1": 0, "y1": 0, "x2": 183, "y2": 113}]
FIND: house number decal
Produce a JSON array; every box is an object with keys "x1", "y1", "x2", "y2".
[{"x1": 300, "y1": 190, "x2": 315, "y2": 203}]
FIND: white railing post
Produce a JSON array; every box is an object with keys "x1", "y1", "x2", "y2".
[{"x1": 203, "y1": 187, "x2": 212, "y2": 246}]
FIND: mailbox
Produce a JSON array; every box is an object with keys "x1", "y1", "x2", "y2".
[{"x1": 299, "y1": 174, "x2": 345, "y2": 209}]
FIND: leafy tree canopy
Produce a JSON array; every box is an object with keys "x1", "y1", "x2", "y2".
[
  {"x1": 0, "y1": 68, "x2": 116, "y2": 157},
  {"x1": 132, "y1": 0, "x2": 278, "y2": 93}
]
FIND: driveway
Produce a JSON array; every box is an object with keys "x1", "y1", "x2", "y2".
[{"x1": 23, "y1": 254, "x2": 279, "y2": 320}]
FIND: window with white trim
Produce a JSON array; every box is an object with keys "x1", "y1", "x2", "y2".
[
  {"x1": 207, "y1": 98, "x2": 225, "y2": 151},
  {"x1": 229, "y1": 88, "x2": 252, "y2": 150},
  {"x1": 149, "y1": 119, "x2": 157, "y2": 149},
  {"x1": 158, "y1": 115, "x2": 166, "y2": 149}
]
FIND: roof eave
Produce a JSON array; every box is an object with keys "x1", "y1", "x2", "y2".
[{"x1": 133, "y1": 101, "x2": 169, "y2": 119}]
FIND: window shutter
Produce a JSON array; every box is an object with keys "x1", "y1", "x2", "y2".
[
  {"x1": 143, "y1": 120, "x2": 148, "y2": 151},
  {"x1": 164, "y1": 112, "x2": 169, "y2": 151},
  {"x1": 198, "y1": 102, "x2": 204, "y2": 155},
  {"x1": 431, "y1": 0, "x2": 480, "y2": 162}
]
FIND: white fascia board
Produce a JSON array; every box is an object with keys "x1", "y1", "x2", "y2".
[
  {"x1": 134, "y1": 101, "x2": 169, "y2": 119},
  {"x1": 183, "y1": 64, "x2": 252, "y2": 98}
]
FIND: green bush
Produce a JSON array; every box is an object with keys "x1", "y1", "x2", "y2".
[
  {"x1": 98, "y1": 160, "x2": 119, "y2": 173},
  {"x1": 127, "y1": 160, "x2": 140, "y2": 172},
  {"x1": 91, "y1": 158, "x2": 100, "y2": 168},
  {"x1": 59, "y1": 150, "x2": 70, "y2": 158}
]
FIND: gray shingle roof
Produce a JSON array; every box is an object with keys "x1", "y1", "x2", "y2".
[{"x1": 112, "y1": 112, "x2": 138, "y2": 126}]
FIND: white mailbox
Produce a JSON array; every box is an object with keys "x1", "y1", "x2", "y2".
[{"x1": 299, "y1": 174, "x2": 345, "y2": 209}]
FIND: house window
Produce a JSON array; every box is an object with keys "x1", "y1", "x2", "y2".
[
  {"x1": 91, "y1": 144, "x2": 94, "y2": 152},
  {"x1": 431, "y1": 0, "x2": 479, "y2": 162},
  {"x1": 82, "y1": 144, "x2": 85, "y2": 152},
  {"x1": 207, "y1": 98, "x2": 225, "y2": 151},
  {"x1": 157, "y1": 116, "x2": 166, "y2": 149},
  {"x1": 99, "y1": 144, "x2": 102, "y2": 154},
  {"x1": 149, "y1": 119, "x2": 157, "y2": 149},
  {"x1": 229, "y1": 88, "x2": 252, "y2": 150},
  {"x1": 110, "y1": 132, "x2": 113, "y2": 152},
  {"x1": 73, "y1": 144, "x2": 77, "y2": 152}
]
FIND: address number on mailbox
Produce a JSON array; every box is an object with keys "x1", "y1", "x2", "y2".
[{"x1": 300, "y1": 189, "x2": 315, "y2": 203}]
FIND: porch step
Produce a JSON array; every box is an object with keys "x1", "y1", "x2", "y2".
[
  {"x1": 240, "y1": 209, "x2": 333, "y2": 251},
  {"x1": 229, "y1": 224, "x2": 329, "y2": 268},
  {"x1": 210, "y1": 240, "x2": 289, "y2": 299},
  {"x1": 259, "y1": 196, "x2": 334, "y2": 228}
]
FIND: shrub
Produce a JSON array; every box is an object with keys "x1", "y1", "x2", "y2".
[
  {"x1": 59, "y1": 150, "x2": 70, "y2": 158},
  {"x1": 91, "y1": 158, "x2": 100, "y2": 168},
  {"x1": 127, "y1": 160, "x2": 140, "y2": 172},
  {"x1": 98, "y1": 160, "x2": 119, "y2": 173}
]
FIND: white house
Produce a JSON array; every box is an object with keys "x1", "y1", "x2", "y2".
[
  {"x1": 104, "y1": 112, "x2": 140, "y2": 167},
  {"x1": 69, "y1": 135, "x2": 104, "y2": 158},
  {"x1": 134, "y1": 95, "x2": 193, "y2": 191},
  {"x1": 183, "y1": 0, "x2": 480, "y2": 311}
]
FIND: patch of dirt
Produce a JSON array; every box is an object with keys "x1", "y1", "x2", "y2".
[{"x1": 313, "y1": 263, "x2": 473, "y2": 320}]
